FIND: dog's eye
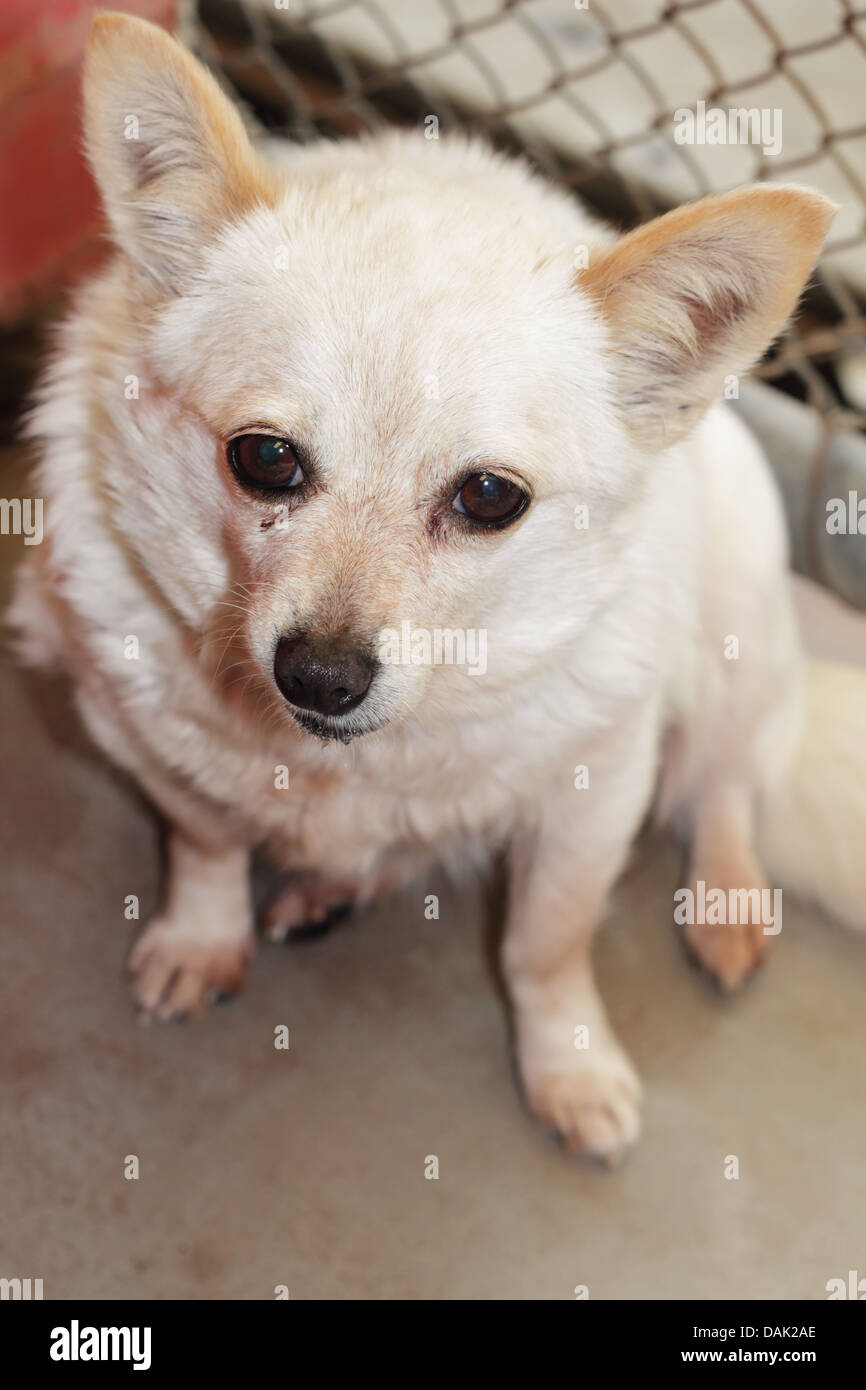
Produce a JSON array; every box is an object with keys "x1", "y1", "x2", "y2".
[
  {"x1": 453, "y1": 471, "x2": 529, "y2": 527},
  {"x1": 229, "y1": 435, "x2": 304, "y2": 490}
]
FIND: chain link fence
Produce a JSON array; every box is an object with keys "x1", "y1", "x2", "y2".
[{"x1": 186, "y1": 0, "x2": 866, "y2": 603}]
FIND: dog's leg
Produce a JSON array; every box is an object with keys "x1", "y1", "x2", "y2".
[
  {"x1": 129, "y1": 828, "x2": 252, "y2": 1020},
  {"x1": 504, "y1": 830, "x2": 642, "y2": 1166},
  {"x1": 661, "y1": 404, "x2": 804, "y2": 988},
  {"x1": 502, "y1": 722, "x2": 658, "y2": 1166},
  {"x1": 73, "y1": 695, "x2": 255, "y2": 1020},
  {"x1": 682, "y1": 781, "x2": 771, "y2": 990}
]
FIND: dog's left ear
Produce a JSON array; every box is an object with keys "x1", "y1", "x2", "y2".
[
  {"x1": 578, "y1": 186, "x2": 836, "y2": 449},
  {"x1": 84, "y1": 13, "x2": 275, "y2": 290}
]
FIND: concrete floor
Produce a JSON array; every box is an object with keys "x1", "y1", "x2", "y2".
[{"x1": 1, "y1": 454, "x2": 866, "y2": 1299}]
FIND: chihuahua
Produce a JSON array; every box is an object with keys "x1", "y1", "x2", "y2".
[{"x1": 12, "y1": 14, "x2": 866, "y2": 1164}]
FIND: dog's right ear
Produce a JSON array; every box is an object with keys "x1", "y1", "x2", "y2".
[
  {"x1": 576, "y1": 186, "x2": 835, "y2": 449},
  {"x1": 84, "y1": 13, "x2": 275, "y2": 290}
]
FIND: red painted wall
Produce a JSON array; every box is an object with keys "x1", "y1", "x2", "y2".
[{"x1": 0, "y1": 1, "x2": 176, "y2": 319}]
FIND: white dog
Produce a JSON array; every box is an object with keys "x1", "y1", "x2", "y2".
[{"x1": 12, "y1": 13, "x2": 866, "y2": 1163}]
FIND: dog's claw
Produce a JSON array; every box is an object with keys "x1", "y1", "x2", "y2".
[
  {"x1": 129, "y1": 918, "x2": 251, "y2": 1021},
  {"x1": 273, "y1": 901, "x2": 353, "y2": 944}
]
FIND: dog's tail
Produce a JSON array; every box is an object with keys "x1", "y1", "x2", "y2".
[{"x1": 757, "y1": 660, "x2": 866, "y2": 932}]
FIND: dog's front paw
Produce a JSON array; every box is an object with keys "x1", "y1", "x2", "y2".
[
  {"x1": 263, "y1": 872, "x2": 357, "y2": 943},
  {"x1": 520, "y1": 1047, "x2": 643, "y2": 1167},
  {"x1": 129, "y1": 917, "x2": 253, "y2": 1021}
]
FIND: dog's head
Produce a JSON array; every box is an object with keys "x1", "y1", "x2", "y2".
[{"x1": 84, "y1": 15, "x2": 834, "y2": 743}]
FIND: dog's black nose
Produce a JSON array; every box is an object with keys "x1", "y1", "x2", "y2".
[{"x1": 273, "y1": 633, "x2": 374, "y2": 717}]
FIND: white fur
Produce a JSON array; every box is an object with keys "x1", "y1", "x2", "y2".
[{"x1": 11, "y1": 16, "x2": 865, "y2": 1163}]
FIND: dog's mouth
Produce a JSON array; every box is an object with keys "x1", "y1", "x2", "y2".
[{"x1": 287, "y1": 707, "x2": 385, "y2": 744}]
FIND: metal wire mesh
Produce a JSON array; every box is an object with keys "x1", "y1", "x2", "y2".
[{"x1": 187, "y1": 0, "x2": 866, "y2": 440}]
